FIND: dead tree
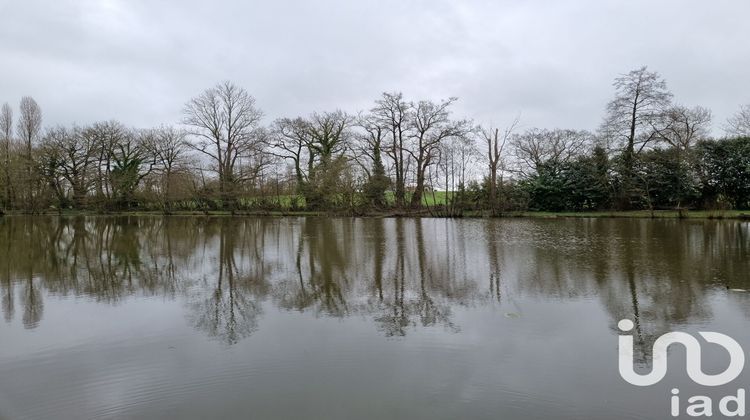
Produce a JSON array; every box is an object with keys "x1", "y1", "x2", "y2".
[{"x1": 480, "y1": 116, "x2": 519, "y2": 213}]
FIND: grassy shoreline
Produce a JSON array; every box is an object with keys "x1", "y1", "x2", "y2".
[{"x1": 1, "y1": 209, "x2": 749, "y2": 220}]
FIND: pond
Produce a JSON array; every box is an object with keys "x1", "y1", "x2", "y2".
[{"x1": 0, "y1": 216, "x2": 749, "y2": 419}]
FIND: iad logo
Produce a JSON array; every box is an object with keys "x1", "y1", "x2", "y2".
[
  {"x1": 618, "y1": 319, "x2": 745, "y2": 386},
  {"x1": 618, "y1": 319, "x2": 747, "y2": 417}
]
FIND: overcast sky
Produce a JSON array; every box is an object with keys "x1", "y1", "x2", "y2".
[{"x1": 1, "y1": 0, "x2": 748, "y2": 134}]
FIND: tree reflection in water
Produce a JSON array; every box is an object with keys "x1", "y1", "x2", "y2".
[
  {"x1": 0, "y1": 216, "x2": 748, "y2": 348},
  {"x1": 187, "y1": 219, "x2": 269, "y2": 345}
]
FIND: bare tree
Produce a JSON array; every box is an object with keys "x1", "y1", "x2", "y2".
[
  {"x1": 143, "y1": 125, "x2": 189, "y2": 212},
  {"x1": 37, "y1": 130, "x2": 67, "y2": 206},
  {"x1": 0, "y1": 104, "x2": 12, "y2": 208},
  {"x1": 480, "y1": 116, "x2": 519, "y2": 213},
  {"x1": 436, "y1": 133, "x2": 477, "y2": 215},
  {"x1": 16, "y1": 97, "x2": 43, "y2": 209},
  {"x1": 82, "y1": 120, "x2": 128, "y2": 200},
  {"x1": 512, "y1": 128, "x2": 591, "y2": 176},
  {"x1": 353, "y1": 112, "x2": 384, "y2": 177},
  {"x1": 649, "y1": 105, "x2": 711, "y2": 212},
  {"x1": 603, "y1": 67, "x2": 673, "y2": 155},
  {"x1": 84, "y1": 120, "x2": 130, "y2": 201},
  {"x1": 653, "y1": 105, "x2": 711, "y2": 151},
  {"x1": 601, "y1": 67, "x2": 672, "y2": 170},
  {"x1": 303, "y1": 111, "x2": 353, "y2": 209},
  {"x1": 17, "y1": 97, "x2": 42, "y2": 155},
  {"x1": 371, "y1": 92, "x2": 412, "y2": 207},
  {"x1": 408, "y1": 98, "x2": 469, "y2": 207},
  {"x1": 306, "y1": 111, "x2": 352, "y2": 163},
  {"x1": 183, "y1": 81, "x2": 265, "y2": 210},
  {"x1": 269, "y1": 111, "x2": 352, "y2": 208},
  {"x1": 355, "y1": 112, "x2": 389, "y2": 207},
  {"x1": 108, "y1": 129, "x2": 156, "y2": 207},
  {"x1": 601, "y1": 67, "x2": 672, "y2": 206},
  {"x1": 269, "y1": 117, "x2": 312, "y2": 187},
  {"x1": 725, "y1": 104, "x2": 750, "y2": 137},
  {"x1": 40, "y1": 125, "x2": 98, "y2": 208}
]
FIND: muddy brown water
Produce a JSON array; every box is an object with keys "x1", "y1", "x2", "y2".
[{"x1": 0, "y1": 216, "x2": 748, "y2": 419}]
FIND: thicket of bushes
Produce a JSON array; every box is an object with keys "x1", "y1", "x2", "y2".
[{"x1": 492, "y1": 137, "x2": 750, "y2": 212}]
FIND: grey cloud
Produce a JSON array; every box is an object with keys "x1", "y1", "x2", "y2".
[{"x1": 1, "y1": 0, "x2": 748, "y2": 134}]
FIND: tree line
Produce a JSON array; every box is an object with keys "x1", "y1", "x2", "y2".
[{"x1": 1, "y1": 67, "x2": 749, "y2": 215}]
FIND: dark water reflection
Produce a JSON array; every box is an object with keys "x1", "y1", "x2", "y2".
[{"x1": 0, "y1": 216, "x2": 749, "y2": 419}]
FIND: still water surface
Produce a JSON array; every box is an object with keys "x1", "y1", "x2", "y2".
[{"x1": 0, "y1": 216, "x2": 749, "y2": 419}]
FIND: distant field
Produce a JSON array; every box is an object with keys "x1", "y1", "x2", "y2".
[{"x1": 384, "y1": 191, "x2": 450, "y2": 206}]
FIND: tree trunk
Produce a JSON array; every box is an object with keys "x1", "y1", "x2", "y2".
[
  {"x1": 410, "y1": 165, "x2": 425, "y2": 208},
  {"x1": 489, "y1": 164, "x2": 498, "y2": 213},
  {"x1": 2, "y1": 140, "x2": 10, "y2": 209}
]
